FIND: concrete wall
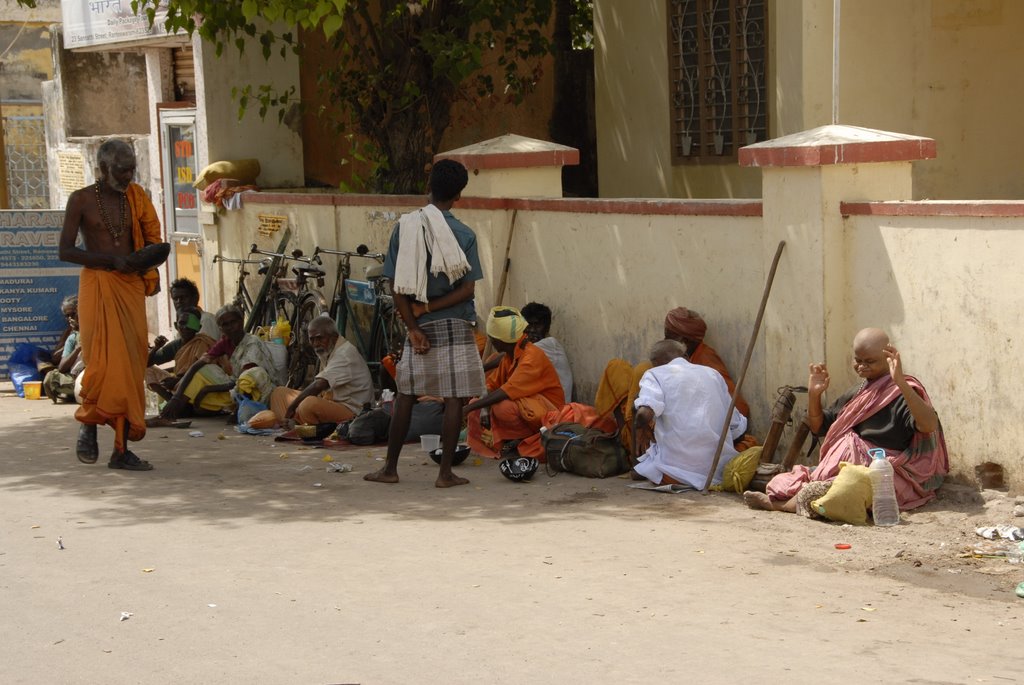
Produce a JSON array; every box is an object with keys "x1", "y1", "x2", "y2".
[
  {"x1": 193, "y1": 31, "x2": 303, "y2": 189},
  {"x1": 596, "y1": 0, "x2": 1024, "y2": 200},
  {"x1": 51, "y1": 28, "x2": 150, "y2": 137},
  {"x1": 194, "y1": 189, "x2": 1024, "y2": 493},
  {"x1": 0, "y1": 23, "x2": 53, "y2": 103},
  {"x1": 841, "y1": 209, "x2": 1024, "y2": 488},
  {"x1": 204, "y1": 195, "x2": 770, "y2": 426},
  {"x1": 0, "y1": 0, "x2": 61, "y2": 22}
]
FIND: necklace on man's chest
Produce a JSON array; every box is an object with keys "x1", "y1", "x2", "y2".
[{"x1": 95, "y1": 181, "x2": 129, "y2": 246}]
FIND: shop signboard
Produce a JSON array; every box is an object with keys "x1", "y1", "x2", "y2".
[
  {"x1": 0, "y1": 211, "x2": 79, "y2": 380},
  {"x1": 61, "y1": 0, "x2": 172, "y2": 50}
]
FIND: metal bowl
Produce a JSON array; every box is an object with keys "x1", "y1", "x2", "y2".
[{"x1": 429, "y1": 444, "x2": 471, "y2": 466}]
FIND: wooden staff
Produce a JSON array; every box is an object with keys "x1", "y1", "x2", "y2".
[
  {"x1": 483, "y1": 209, "x2": 519, "y2": 359},
  {"x1": 702, "y1": 240, "x2": 786, "y2": 492}
]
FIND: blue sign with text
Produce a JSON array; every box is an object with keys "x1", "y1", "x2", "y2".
[{"x1": 0, "y1": 210, "x2": 79, "y2": 380}]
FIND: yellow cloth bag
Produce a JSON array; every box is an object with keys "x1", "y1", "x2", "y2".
[
  {"x1": 811, "y1": 463, "x2": 874, "y2": 525},
  {"x1": 710, "y1": 446, "x2": 762, "y2": 493}
]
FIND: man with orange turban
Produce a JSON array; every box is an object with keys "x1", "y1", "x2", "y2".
[{"x1": 595, "y1": 307, "x2": 751, "y2": 454}]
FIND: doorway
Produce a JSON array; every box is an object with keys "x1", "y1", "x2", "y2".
[{"x1": 158, "y1": 107, "x2": 205, "y2": 306}]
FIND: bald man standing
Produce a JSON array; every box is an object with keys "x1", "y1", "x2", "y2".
[{"x1": 745, "y1": 328, "x2": 948, "y2": 514}]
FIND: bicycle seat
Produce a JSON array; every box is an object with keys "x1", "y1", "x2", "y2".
[
  {"x1": 293, "y1": 266, "x2": 327, "y2": 279},
  {"x1": 365, "y1": 263, "x2": 384, "y2": 280}
]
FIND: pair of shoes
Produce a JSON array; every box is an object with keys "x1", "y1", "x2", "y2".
[
  {"x1": 108, "y1": 450, "x2": 154, "y2": 471},
  {"x1": 76, "y1": 425, "x2": 99, "y2": 464}
]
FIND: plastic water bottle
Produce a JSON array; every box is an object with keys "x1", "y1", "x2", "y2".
[{"x1": 868, "y1": 448, "x2": 900, "y2": 526}]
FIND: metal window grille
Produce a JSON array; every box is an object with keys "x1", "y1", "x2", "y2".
[
  {"x1": 668, "y1": 0, "x2": 767, "y2": 162},
  {"x1": 3, "y1": 115, "x2": 50, "y2": 209}
]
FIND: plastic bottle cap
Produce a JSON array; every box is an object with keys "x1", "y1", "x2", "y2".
[
  {"x1": 868, "y1": 448, "x2": 886, "y2": 460},
  {"x1": 834, "y1": 543, "x2": 852, "y2": 550}
]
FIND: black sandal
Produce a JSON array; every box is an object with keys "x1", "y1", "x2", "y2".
[
  {"x1": 76, "y1": 425, "x2": 99, "y2": 464},
  {"x1": 108, "y1": 450, "x2": 154, "y2": 471}
]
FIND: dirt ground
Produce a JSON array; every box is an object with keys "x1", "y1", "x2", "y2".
[{"x1": 1, "y1": 388, "x2": 1022, "y2": 685}]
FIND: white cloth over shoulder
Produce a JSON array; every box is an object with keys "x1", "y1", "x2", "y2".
[
  {"x1": 633, "y1": 357, "x2": 747, "y2": 489},
  {"x1": 534, "y1": 336, "x2": 573, "y2": 402},
  {"x1": 392, "y1": 204, "x2": 470, "y2": 303}
]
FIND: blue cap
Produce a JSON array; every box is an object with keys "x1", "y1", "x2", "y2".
[{"x1": 868, "y1": 448, "x2": 886, "y2": 460}]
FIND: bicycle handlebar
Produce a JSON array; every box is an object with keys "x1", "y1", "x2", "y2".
[
  {"x1": 213, "y1": 255, "x2": 265, "y2": 265},
  {"x1": 249, "y1": 244, "x2": 322, "y2": 266},
  {"x1": 313, "y1": 244, "x2": 385, "y2": 261}
]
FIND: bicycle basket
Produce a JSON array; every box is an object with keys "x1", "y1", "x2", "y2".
[{"x1": 345, "y1": 279, "x2": 376, "y2": 306}]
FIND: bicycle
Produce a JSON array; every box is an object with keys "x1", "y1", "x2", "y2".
[
  {"x1": 247, "y1": 243, "x2": 330, "y2": 388},
  {"x1": 313, "y1": 243, "x2": 406, "y2": 390},
  {"x1": 211, "y1": 254, "x2": 266, "y2": 322}
]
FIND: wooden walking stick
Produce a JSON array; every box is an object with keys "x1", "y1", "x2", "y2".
[
  {"x1": 702, "y1": 240, "x2": 786, "y2": 493},
  {"x1": 483, "y1": 209, "x2": 519, "y2": 359}
]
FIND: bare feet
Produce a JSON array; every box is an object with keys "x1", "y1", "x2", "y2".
[
  {"x1": 364, "y1": 467, "x2": 399, "y2": 483},
  {"x1": 743, "y1": 490, "x2": 775, "y2": 511},
  {"x1": 435, "y1": 473, "x2": 469, "y2": 488}
]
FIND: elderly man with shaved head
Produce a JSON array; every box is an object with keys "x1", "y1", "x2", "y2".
[
  {"x1": 745, "y1": 328, "x2": 948, "y2": 515},
  {"x1": 259, "y1": 315, "x2": 374, "y2": 427}
]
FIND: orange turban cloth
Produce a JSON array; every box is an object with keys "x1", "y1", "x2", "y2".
[{"x1": 664, "y1": 307, "x2": 707, "y2": 343}]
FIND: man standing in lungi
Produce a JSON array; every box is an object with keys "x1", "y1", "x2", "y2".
[
  {"x1": 59, "y1": 140, "x2": 165, "y2": 471},
  {"x1": 365, "y1": 159, "x2": 486, "y2": 487}
]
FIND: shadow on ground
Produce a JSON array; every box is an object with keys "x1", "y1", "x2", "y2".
[{"x1": 0, "y1": 408, "x2": 723, "y2": 529}]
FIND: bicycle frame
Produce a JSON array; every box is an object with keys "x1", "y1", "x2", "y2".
[{"x1": 212, "y1": 254, "x2": 264, "y2": 318}]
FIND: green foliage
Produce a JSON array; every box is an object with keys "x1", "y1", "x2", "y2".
[{"x1": 131, "y1": 0, "x2": 556, "y2": 192}]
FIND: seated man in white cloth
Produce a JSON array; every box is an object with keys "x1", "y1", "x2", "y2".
[
  {"x1": 263, "y1": 314, "x2": 374, "y2": 426},
  {"x1": 632, "y1": 340, "x2": 747, "y2": 489},
  {"x1": 364, "y1": 159, "x2": 486, "y2": 488}
]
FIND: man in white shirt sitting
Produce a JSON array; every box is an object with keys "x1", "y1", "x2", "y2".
[
  {"x1": 521, "y1": 302, "x2": 573, "y2": 403},
  {"x1": 632, "y1": 340, "x2": 747, "y2": 489},
  {"x1": 266, "y1": 315, "x2": 374, "y2": 426}
]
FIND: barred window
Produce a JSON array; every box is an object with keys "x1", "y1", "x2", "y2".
[{"x1": 668, "y1": 0, "x2": 767, "y2": 162}]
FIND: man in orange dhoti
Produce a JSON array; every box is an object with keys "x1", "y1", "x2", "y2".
[
  {"x1": 59, "y1": 140, "x2": 165, "y2": 471},
  {"x1": 595, "y1": 307, "x2": 752, "y2": 453},
  {"x1": 465, "y1": 306, "x2": 565, "y2": 458}
]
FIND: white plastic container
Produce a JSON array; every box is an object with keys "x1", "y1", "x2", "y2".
[
  {"x1": 420, "y1": 434, "x2": 441, "y2": 452},
  {"x1": 266, "y1": 340, "x2": 288, "y2": 386},
  {"x1": 868, "y1": 448, "x2": 900, "y2": 526}
]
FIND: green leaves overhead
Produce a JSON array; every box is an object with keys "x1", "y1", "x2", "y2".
[{"x1": 127, "y1": 0, "x2": 562, "y2": 192}]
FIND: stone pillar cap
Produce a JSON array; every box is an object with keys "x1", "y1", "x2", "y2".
[
  {"x1": 436, "y1": 134, "x2": 580, "y2": 170},
  {"x1": 739, "y1": 124, "x2": 936, "y2": 168}
]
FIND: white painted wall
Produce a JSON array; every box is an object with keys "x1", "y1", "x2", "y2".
[{"x1": 193, "y1": 29, "x2": 303, "y2": 189}]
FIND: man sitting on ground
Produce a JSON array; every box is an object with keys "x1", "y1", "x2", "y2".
[
  {"x1": 465, "y1": 306, "x2": 566, "y2": 458},
  {"x1": 259, "y1": 315, "x2": 374, "y2": 427},
  {"x1": 146, "y1": 306, "x2": 219, "y2": 400},
  {"x1": 521, "y1": 302, "x2": 573, "y2": 403},
  {"x1": 632, "y1": 340, "x2": 747, "y2": 489},
  {"x1": 596, "y1": 306, "x2": 749, "y2": 452},
  {"x1": 169, "y1": 277, "x2": 219, "y2": 339},
  {"x1": 744, "y1": 328, "x2": 948, "y2": 514},
  {"x1": 152, "y1": 305, "x2": 275, "y2": 422}
]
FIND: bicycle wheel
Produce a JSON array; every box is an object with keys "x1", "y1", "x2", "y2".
[
  {"x1": 369, "y1": 301, "x2": 407, "y2": 392},
  {"x1": 286, "y1": 294, "x2": 326, "y2": 389}
]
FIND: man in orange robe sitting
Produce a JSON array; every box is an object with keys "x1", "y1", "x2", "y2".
[
  {"x1": 59, "y1": 140, "x2": 165, "y2": 471},
  {"x1": 465, "y1": 306, "x2": 566, "y2": 458},
  {"x1": 595, "y1": 306, "x2": 752, "y2": 453}
]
